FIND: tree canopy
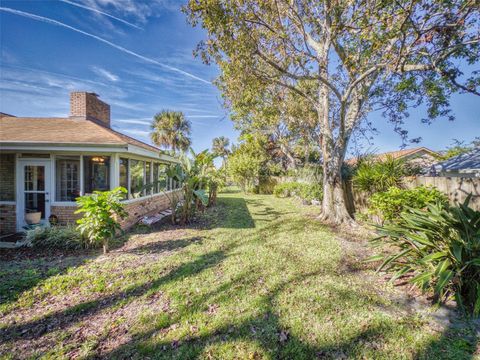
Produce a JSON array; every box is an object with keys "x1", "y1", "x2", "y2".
[
  {"x1": 186, "y1": 0, "x2": 479, "y2": 224},
  {"x1": 212, "y1": 136, "x2": 231, "y2": 160},
  {"x1": 151, "y1": 110, "x2": 192, "y2": 153}
]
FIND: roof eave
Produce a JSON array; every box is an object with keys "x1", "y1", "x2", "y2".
[
  {"x1": 0, "y1": 141, "x2": 127, "y2": 151},
  {"x1": 0, "y1": 141, "x2": 180, "y2": 163}
]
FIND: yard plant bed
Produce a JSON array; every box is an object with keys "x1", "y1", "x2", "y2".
[{"x1": 0, "y1": 191, "x2": 477, "y2": 359}]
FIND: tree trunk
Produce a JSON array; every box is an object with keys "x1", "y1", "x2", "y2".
[{"x1": 319, "y1": 163, "x2": 353, "y2": 225}]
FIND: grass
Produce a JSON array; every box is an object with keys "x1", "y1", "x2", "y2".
[{"x1": 0, "y1": 191, "x2": 478, "y2": 359}]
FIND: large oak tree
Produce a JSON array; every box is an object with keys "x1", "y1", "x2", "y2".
[{"x1": 186, "y1": 0, "x2": 479, "y2": 225}]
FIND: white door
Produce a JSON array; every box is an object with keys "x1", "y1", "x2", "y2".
[{"x1": 17, "y1": 160, "x2": 51, "y2": 230}]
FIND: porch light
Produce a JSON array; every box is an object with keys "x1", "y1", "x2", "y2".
[{"x1": 91, "y1": 156, "x2": 105, "y2": 163}]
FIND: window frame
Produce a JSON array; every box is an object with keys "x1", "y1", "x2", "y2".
[
  {"x1": 83, "y1": 155, "x2": 111, "y2": 194},
  {"x1": 55, "y1": 155, "x2": 81, "y2": 202}
]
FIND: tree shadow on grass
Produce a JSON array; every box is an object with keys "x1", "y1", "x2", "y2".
[
  {"x1": 0, "y1": 253, "x2": 95, "y2": 309},
  {"x1": 98, "y1": 270, "x2": 423, "y2": 360},
  {"x1": 123, "y1": 237, "x2": 203, "y2": 255},
  {"x1": 414, "y1": 314, "x2": 479, "y2": 359},
  {"x1": 0, "y1": 248, "x2": 226, "y2": 343},
  {"x1": 213, "y1": 197, "x2": 255, "y2": 229}
]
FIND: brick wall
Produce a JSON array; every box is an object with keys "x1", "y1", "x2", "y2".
[
  {"x1": 50, "y1": 205, "x2": 82, "y2": 225},
  {"x1": 0, "y1": 204, "x2": 16, "y2": 235},
  {"x1": 121, "y1": 190, "x2": 182, "y2": 229},
  {"x1": 70, "y1": 92, "x2": 110, "y2": 128},
  {"x1": 50, "y1": 190, "x2": 182, "y2": 230},
  {"x1": 0, "y1": 154, "x2": 15, "y2": 201}
]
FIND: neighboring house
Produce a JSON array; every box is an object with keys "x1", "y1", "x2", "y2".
[
  {"x1": 430, "y1": 147, "x2": 480, "y2": 178},
  {"x1": 346, "y1": 147, "x2": 440, "y2": 168},
  {"x1": 0, "y1": 92, "x2": 181, "y2": 235}
]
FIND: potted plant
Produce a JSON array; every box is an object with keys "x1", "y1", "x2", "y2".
[{"x1": 25, "y1": 210, "x2": 41, "y2": 224}]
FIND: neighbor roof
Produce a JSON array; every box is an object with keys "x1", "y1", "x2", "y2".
[
  {"x1": 433, "y1": 147, "x2": 480, "y2": 173},
  {"x1": 346, "y1": 147, "x2": 439, "y2": 166},
  {"x1": 0, "y1": 116, "x2": 160, "y2": 154}
]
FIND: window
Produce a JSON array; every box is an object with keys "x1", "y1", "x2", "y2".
[
  {"x1": 129, "y1": 159, "x2": 145, "y2": 198},
  {"x1": 145, "y1": 162, "x2": 152, "y2": 195},
  {"x1": 84, "y1": 156, "x2": 110, "y2": 193},
  {"x1": 119, "y1": 158, "x2": 129, "y2": 189},
  {"x1": 56, "y1": 156, "x2": 80, "y2": 201}
]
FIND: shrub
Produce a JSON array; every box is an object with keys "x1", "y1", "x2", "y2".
[
  {"x1": 257, "y1": 176, "x2": 278, "y2": 195},
  {"x1": 370, "y1": 198, "x2": 480, "y2": 316},
  {"x1": 75, "y1": 187, "x2": 128, "y2": 254},
  {"x1": 288, "y1": 164, "x2": 323, "y2": 184},
  {"x1": 353, "y1": 155, "x2": 407, "y2": 193},
  {"x1": 273, "y1": 182, "x2": 323, "y2": 203},
  {"x1": 299, "y1": 183, "x2": 323, "y2": 202},
  {"x1": 273, "y1": 182, "x2": 303, "y2": 198},
  {"x1": 26, "y1": 225, "x2": 85, "y2": 250},
  {"x1": 369, "y1": 186, "x2": 447, "y2": 222}
]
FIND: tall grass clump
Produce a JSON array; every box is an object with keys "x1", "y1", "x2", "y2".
[
  {"x1": 353, "y1": 155, "x2": 407, "y2": 193},
  {"x1": 371, "y1": 197, "x2": 480, "y2": 316}
]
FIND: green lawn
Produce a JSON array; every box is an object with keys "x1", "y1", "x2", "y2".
[{"x1": 0, "y1": 191, "x2": 478, "y2": 359}]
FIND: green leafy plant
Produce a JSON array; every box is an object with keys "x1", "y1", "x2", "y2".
[
  {"x1": 26, "y1": 225, "x2": 85, "y2": 250},
  {"x1": 75, "y1": 187, "x2": 128, "y2": 254},
  {"x1": 353, "y1": 155, "x2": 407, "y2": 193},
  {"x1": 369, "y1": 186, "x2": 448, "y2": 222},
  {"x1": 273, "y1": 182, "x2": 304, "y2": 198},
  {"x1": 370, "y1": 198, "x2": 480, "y2": 316},
  {"x1": 300, "y1": 183, "x2": 323, "y2": 203},
  {"x1": 273, "y1": 182, "x2": 323, "y2": 203},
  {"x1": 167, "y1": 149, "x2": 215, "y2": 224}
]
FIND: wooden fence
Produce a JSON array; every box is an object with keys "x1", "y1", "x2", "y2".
[
  {"x1": 404, "y1": 176, "x2": 480, "y2": 209},
  {"x1": 345, "y1": 176, "x2": 480, "y2": 215}
]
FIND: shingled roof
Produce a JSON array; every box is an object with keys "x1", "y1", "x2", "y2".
[
  {"x1": 345, "y1": 147, "x2": 440, "y2": 166},
  {"x1": 433, "y1": 147, "x2": 480, "y2": 173},
  {"x1": 0, "y1": 116, "x2": 160, "y2": 153}
]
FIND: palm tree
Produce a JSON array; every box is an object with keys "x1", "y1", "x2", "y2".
[
  {"x1": 150, "y1": 110, "x2": 191, "y2": 153},
  {"x1": 212, "y1": 136, "x2": 230, "y2": 165}
]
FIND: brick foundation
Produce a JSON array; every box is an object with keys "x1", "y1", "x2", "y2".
[
  {"x1": 49, "y1": 190, "x2": 182, "y2": 230},
  {"x1": 50, "y1": 205, "x2": 82, "y2": 225},
  {"x1": 0, "y1": 203, "x2": 16, "y2": 235},
  {"x1": 121, "y1": 190, "x2": 182, "y2": 229}
]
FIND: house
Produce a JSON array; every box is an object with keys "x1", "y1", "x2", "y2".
[
  {"x1": 0, "y1": 92, "x2": 181, "y2": 236},
  {"x1": 345, "y1": 147, "x2": 440, "y2": 168},
  {"x1": 430, "y1": 147, "x2": 480, "y2": 178}
]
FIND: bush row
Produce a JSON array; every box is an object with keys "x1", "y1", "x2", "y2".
[
  {"x1": 368, "y1": 185, "x2": 448, "y2": 222},
  {"x1": 273, "y1": 182, "x2": 323, "y2": 203}
]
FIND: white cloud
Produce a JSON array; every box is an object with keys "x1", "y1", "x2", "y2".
[
  {"x1": 0, "y1": 7, "x2": 212, "y2": 85},
  {"x1": 187, "y1": 114, "x2": 221, "y2": 118},
  {"x1": 91, "y1": 66, "x2": 120, "y2": 82},
  {"x1": 60, "y1": 0, "x2": 143, "y2": 29},
  {"x1": 116, "y1": 128, "x2": 150, "y2": 137},
  {"x1": 116, "y1": 118, "x2": 151, "y2": 125}
]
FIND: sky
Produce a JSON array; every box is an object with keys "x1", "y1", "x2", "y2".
[{"x1": 0, "y1": 0, "x2": 478, "y2": 156}]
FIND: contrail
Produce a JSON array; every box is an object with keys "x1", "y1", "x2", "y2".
[
  {"x1": 0, "y1": 7, "x2": 212, "y2": 85},
  {"x1": 59, "y1": 0, "x2": 143, "y2": 30}
]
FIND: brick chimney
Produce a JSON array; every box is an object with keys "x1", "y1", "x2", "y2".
[{"x1": 70, "y1": 92, "x2": 110, "y2": 128}]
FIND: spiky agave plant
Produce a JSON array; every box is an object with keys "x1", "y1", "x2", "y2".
[{"x1": 370, "y1": 196, "x2": 480, "y2": 316}]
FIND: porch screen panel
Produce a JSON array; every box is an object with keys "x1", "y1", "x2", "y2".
[
  {"x1": 56, "y1": 156, "x2": 80, "y2": 201},
  {"x1": 129, "y1": 160, "x2": 145, "y2": 198},
  {"x1": 145, "y1": 162, "x2": 152, "y2": 195},
  {"x1": 157, "y1": 164, "x2": 168, "y2": 192},
  {"x1": 83, "y1": 156, "x2": 110, "y2": 194}
]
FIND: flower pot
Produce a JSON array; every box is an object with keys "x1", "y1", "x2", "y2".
[{"x1": 25, "y1": 211, "x2": 41, "y2": 225}]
